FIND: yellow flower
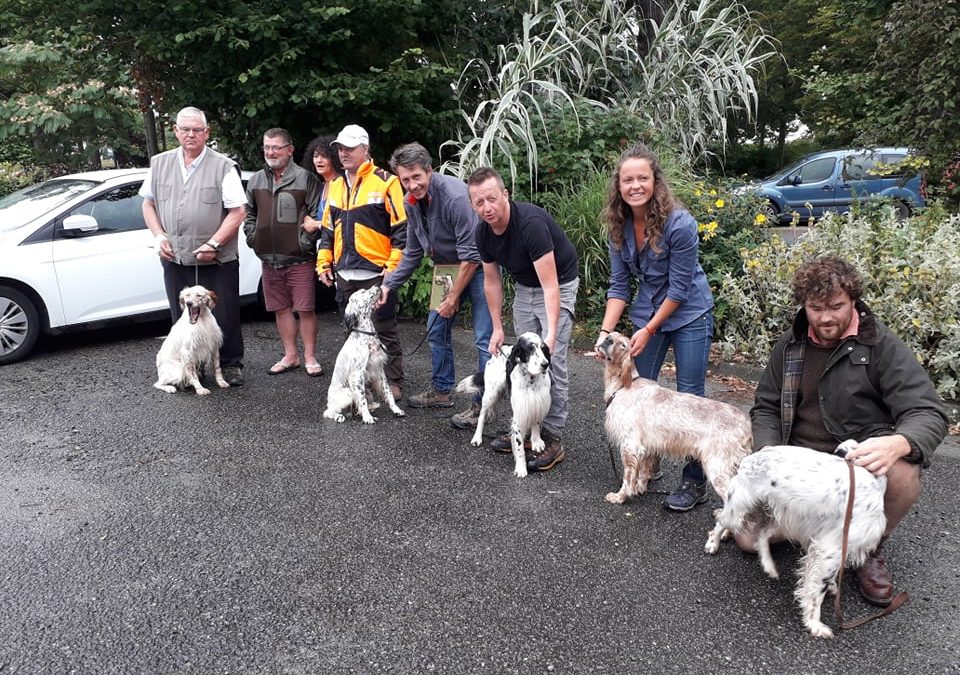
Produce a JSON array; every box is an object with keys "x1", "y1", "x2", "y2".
[
  {"x1": 903, "y1": 267, "x2": 911, "y2": 278},
  {"x1": 709, "y1": 189, "x2": 717, "y2": 196},
  {"x1": 715, "y1": 199, "x2": 725, "y2": 208},
  {"x1": 694, "y1": 189, "x2": 702, "y2": 197},
  {"x1": 911, "y1": 318, "x2": 922, "y2": 328},
  {"x1": 754, "y1": 213, "x2": 767, "y2": 225}
]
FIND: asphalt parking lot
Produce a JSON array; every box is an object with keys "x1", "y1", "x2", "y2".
[{"x1": 1, "y1": 312, "x2": 958, "y2": 674}]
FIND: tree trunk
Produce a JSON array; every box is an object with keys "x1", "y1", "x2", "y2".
[
  {"x1": 633, "y1": 0, "x2": 664, "y2": 58},
  {"x1": 143, "y1": 108, "x2": 158, "y2": 158}
]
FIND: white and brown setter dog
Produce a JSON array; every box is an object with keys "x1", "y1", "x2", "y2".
[
  {"x1": 596, "y1": 331, "x2": 752, "y2": 551},
  {"x1": 323, "y1": 285, "x2": 404, "y2": 424},
  {"x1": 456, "y1": 332, "x2": 552, "y2": 478},
  {"x1": 154, "y1": 285, "x2": 229, "y2": 396},
  {"x1": 716, "y1": 442, "x2": 887, "y2": 638}
]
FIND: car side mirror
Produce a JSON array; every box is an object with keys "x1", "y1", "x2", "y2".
[
  {"x1": 791, "y1": 175, "x2": 802, "y2": 186},
  {"x1": 62, "y1": 214, "x2": 100, "y2": 233}
]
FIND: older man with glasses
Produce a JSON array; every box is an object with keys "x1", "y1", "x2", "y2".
[
  {"x1": 141, "y1": 106, "x2": 247, "y2": 386},
  {"x1": 243, "y1": 128, "x2": 323, "y2": 376}
]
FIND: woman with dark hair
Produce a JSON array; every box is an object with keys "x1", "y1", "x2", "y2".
[
  {"x1": 302, "y1": 135, "x2": 344, "y2": 233},
  {"x1": 595, "y1": 142, "x2": 715, "y2": 512}
]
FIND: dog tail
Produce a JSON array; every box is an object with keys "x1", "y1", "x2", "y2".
[{"x1": 456, "y1": 371, "x2": 484, "y2": 395}]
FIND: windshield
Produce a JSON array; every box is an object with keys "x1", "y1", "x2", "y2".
[{"x1": 0, "y1": 179, "x2": 98, "y2": 231}]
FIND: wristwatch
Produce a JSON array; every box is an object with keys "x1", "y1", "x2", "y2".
[{"x1": 206, "y1": 238, "x2": 222, "y2": 252}]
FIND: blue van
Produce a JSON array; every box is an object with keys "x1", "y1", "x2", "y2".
[{"x1": 748, "y1": 147, "x2": 925, "y2": 224}]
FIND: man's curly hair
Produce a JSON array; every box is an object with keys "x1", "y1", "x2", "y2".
[{"x1": 791, "y1": 255, "x2": 863, "y2": 306}]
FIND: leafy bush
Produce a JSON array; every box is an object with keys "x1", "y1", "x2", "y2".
[
  {"x1": 718, "y1": 202, "x2": 960, "y2": 398},
  {"x1": 676, "y1": 182, "x2": 772, "y2": 326},
  {"x1": 395, "y1": 258, "x2": 434, "y2": 321},
  {"x1": 0, "y1": 161, "x2": 48, "y2": 198}
]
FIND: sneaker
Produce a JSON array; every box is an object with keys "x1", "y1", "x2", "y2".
[
  {"x1": 407, "y1": 389, "x2": 453, "y2": 408},
  {"x1": 222, "y1": 366, "x2": 244, "y2": 387},
  {"x1": 450, "y1": 402, "x2": 483, "y2": 430},
  {"x1": 490, "y1": 432, "x2": 531, "y2": 454},
  {"x1": 663, "y1": 480, "x2": 708, "y2": 511},
  {"x1": 526, "y1": 430, "x2": 565, "y2": 472}
]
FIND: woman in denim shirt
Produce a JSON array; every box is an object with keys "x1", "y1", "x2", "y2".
[{"x1": 595, "y1": 142, "x2": 715, "y2": 512}]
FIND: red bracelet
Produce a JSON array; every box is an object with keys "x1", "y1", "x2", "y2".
[{"x1": 642, "y1": 325, "x2": 654, "y2": 335}]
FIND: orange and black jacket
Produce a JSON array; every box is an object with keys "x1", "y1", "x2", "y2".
[{"x1": 316, "y1": 160, "x2": 406, "y2": 276}]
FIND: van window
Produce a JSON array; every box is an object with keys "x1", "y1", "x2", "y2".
[
  {"x1": 788, "y1": 157, "x2": 835, "y2": 184},
  {"x1": 843, "y1": 155, "x2": 877, "y2": 181},
  {"x1": 878, "y1": 154, "x2": 908, "y2": 177}
]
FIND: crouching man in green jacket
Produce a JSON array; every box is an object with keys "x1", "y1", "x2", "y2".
[{"x1": 749, "y1": 255, "x2": 948, "y2": 607}]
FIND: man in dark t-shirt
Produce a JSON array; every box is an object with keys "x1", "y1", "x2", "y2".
[{"x1": 466, "y1": 167, "x2": 579, "y2": 473}]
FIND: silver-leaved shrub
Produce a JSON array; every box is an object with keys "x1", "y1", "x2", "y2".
[{"x1": 717, "y1": 201, "x2": 960, "y2": 399}]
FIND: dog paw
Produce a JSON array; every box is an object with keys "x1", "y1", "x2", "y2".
[
  {"x1": 154, "y1": 384, "x2": 176, "y2": 394},
  {"x1": 805, "y1": 621, "x2": 833, "y2": 639},
  {"x1": 704, "y1": 540, "x2": 720, "y2": 555},
  {"x1": 362, "y1": 416, "x2": 378, "y2": 424},
  {"x1": 604, "y1": 492, "x2": 626, "y2": 504},
  {"x1": 195, "y1": 387, "x2": 211, "y2": 396},
  {"x1": 513, "y1": 466, "x2": 528, "y2": 478},
  {"x1": 217, "y1": 380, "x2": 230, "y2": 389},
  {"x1": 530, "y1": 439, "x2": 545, "y2": 454},
  {"x1": 470, "y1": 435, "x2": 483, "y2": 447},
  {"x1": 334, "y1": 415, "x2": 345, "y2": 423},
  {"x1": 392, "y1": 408, "x2": 405, "y2": 417}
]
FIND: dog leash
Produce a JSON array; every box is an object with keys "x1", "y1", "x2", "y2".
[
  {"x1": 409, "y1": 311, "x2": 439, "y2": 356},
  {"x1": 833, "y1": 460, "x2": 909, "y2": 631}
]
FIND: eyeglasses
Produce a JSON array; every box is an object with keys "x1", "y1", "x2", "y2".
[
  {"x1": 263, "y1": 144, "x2": 291, "y2": 153},
  {"x1": 176, "y1": 126, "x2": 207, "y2": 135}
]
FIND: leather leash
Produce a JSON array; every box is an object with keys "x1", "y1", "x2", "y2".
[{"x1": 833, "y1": 460, "x2": 909, "y2": 631}]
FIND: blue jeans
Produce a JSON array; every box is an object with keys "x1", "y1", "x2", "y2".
[
  {"x1": 428, "y1": 268, "x2": 493, "y2": 398},
  {"x1": 633, "y1": 311, "x2": 714, "y2": 484}
]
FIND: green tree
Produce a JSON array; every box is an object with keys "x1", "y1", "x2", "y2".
[
  {"x1": 0, "y1": 0, "x2": 529, "y2": 167},
  {"x1": 865, "y1": 0, "x2": 960, "y2": 171}
]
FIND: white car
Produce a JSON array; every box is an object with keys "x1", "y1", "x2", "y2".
[{"x1": 0, "y1": 168, "x2": 264, "y2": 364}]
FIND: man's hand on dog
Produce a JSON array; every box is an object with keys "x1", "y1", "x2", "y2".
[{"x1": 845, "y1": 434, "x2": 912, "y2": 476}]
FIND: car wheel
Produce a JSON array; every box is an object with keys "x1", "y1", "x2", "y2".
[
  {"x1": 893, "y1": 200, "x2": 911, "y2": 220},
  {"x1": 0, "y1": 285, "x2": 41, "y2": 365},
  {"x1": 760, "y1": 200, "x2": 780, "y2": 224}
]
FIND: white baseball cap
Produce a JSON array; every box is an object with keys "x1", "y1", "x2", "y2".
[{"x1": 333, "y1": 124, "x2": 369, "y2": 148}]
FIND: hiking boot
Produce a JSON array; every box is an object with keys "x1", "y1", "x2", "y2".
[
  {"x1": 407, "y1": 389, "x2": 453, "y2": 408},
  {"x1": 526, "y1": 430, "x2": 565, "y2": 472},
  {"x1": 855, "y1": 550, "x2": 895, "y2": 607},
  {"x1": 490, "y1": 433, "x2": 531, "y2": 454},
  {"x1": 663, "y1": 480, "x2": 708, "y2": 511},
  {"x1": 222, "y1": 366, "x2": 244, "y2": 387},
  {"x1": 450, "y1": 402, "x2": 483, "y2": 430}
]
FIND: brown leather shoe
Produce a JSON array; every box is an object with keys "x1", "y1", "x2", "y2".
[
  {"x1": 526, "y1": 430, "x2": 565, "y2": 472},
  {"x1": 855, "y1": 550, "x2": 895, "y2": 607},
  {"x1": 490, "y1": 432, "x2": 530, "y2": 454}
]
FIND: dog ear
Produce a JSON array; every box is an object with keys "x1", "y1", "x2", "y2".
[
  {"x1": 618, "y1": 340, "x2": 633, "y2": 389},
  {"x1": 505, "y1": 342, "x2": 522, "y2": 380},
  {"x1": 541, "y1": 341, "x2": 551, "y2": 365},
  {"x1": 179, "y1": 288, "x2": 187, "y2": 311},
  {"x1": 206, "y1": 290, "x2": 218, "y2": 308},
  {"x1": 344, "y1": 310, "x2": 358, "y2": 332}
]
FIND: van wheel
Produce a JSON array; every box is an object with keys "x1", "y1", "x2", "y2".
[
  {"x1": 0, "y1": 285, "x2": 41, "y2": 365},
  {"x1": 893, "y1": 200, "x2": 911, "y2": 220},
  {"x1": 760, "y1": 201, "x2": 780, "y2": 224}
]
